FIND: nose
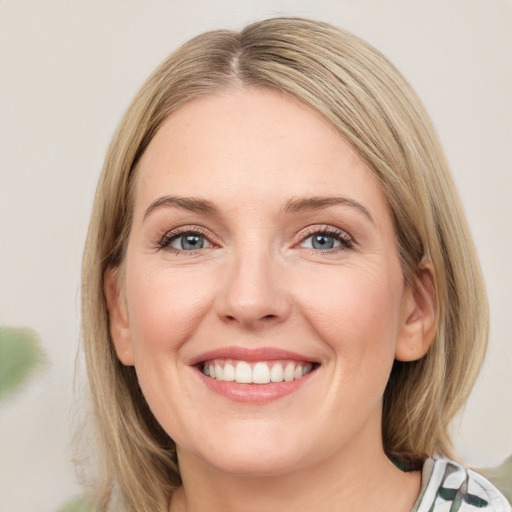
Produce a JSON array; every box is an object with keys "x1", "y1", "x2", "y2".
[{"x1": 216, "y1": 247, "x2": 292, "y2": 331}]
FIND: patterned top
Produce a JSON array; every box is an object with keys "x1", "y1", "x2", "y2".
[{"x1": 412, "y1": 458, "x2": 511, "y2": 511}]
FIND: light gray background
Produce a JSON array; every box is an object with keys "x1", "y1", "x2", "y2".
[{"x1": 1, "y1": 1, "x2": 511, "y2": 511}]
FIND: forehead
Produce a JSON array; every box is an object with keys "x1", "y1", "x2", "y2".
[{"x1": 134, "y1": 87, "x2": 387, "y2": 217}]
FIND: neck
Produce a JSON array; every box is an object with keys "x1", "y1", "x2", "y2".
[{"x1": 169, "y1": 418, "x2": 421, "y2": 512}]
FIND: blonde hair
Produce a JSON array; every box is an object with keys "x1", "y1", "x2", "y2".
[{"x1": 81, "y1": 17, "x2": 488, "y2": 511}]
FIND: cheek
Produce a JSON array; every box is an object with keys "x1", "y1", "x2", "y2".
[
  {"x1": 122, "y1": 263, "x2": 219, "y2": 441},
  {"x1": 296, "y1": 264, "x2": 404, "y2": 363},
  {"x1": 124, "y1": 262, "x2": 216, "y2": 360}
]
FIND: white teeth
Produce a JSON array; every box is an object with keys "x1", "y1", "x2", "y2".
[
  {"x1": 303, "y1": 363, "x2": 313, "y2": 376},
  {"x1": 252, "y1": 362, "x2": 271, "y2": 384},
  {"x1": 215, "y1": 362, "x2": 223, "y2": 380},
  {"x1": 270, "y1": 363, "x2": 283, "y2": 382},
  {"x1": 235, "y1": 361, "x2": 252, "y2": 384},
  {"x1": 223, "y1": 362, "x2": 235, "y2": 381},
  {"x1": 202, "y1": 359, "x2": 315, "y2": 384},
  {"x1": 283, "y1": 362, "x2": 295, "y2": 382}
]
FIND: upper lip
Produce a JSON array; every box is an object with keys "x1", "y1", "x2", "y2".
[{"x1": 188, "y1": 346, "x2": 319, "y2": 366}]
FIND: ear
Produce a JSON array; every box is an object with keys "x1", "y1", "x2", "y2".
[
  {"x1": 104, "y1": 268, "x2": 135, "y2": 366},
  {"x1": 395, "y1": 260, "x2": 437, "y2": 362}
]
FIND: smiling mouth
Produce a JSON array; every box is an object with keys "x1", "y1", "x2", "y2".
[{"x1": 200, "y1": 359, "x2": 317, "y2": 384}]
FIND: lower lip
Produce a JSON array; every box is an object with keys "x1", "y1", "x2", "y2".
[{"x1": 194, "y1": 368, "x2": 316, "y2": 404}]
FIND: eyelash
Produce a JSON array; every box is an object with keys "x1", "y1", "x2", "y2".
[
  {"x1": 297, "y1": 225, "x2": 353, "y2": 253},
  {"x1": 157, "y1": 225, "x2": 353, "y2": 255},
  {"x1": 157, "y1": 226, "x2": 216, "y2": 255}
]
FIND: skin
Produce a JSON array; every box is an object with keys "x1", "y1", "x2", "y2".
[{"x1": 106, "y1": 87, "x2": 435, "y2": 512}]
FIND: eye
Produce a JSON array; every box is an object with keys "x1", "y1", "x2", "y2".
[
  {"x1": 159, "y1": 229, "x2": 214, "y2": 253},
  {"x1": 171, "y1": 233, "x2": 211, "y2": 250},
  {"x1": 299, "y1": 228, "x2": 352, "y2": 251}
]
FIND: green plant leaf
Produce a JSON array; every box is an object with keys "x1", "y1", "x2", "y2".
[
  {"x1": 478, "y1": 455, "x2": 512, "y2": 505},
  {"x1": 56, "y1": 497, "x2": 94, "y2": 512},
  {"x1": 0, "y1": 326, "x2": 45, "y2": 400}
]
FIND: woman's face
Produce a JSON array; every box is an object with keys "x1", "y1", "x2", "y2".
[{"x1": 108, "y1": 87, "x2": 425, "y2": 476}]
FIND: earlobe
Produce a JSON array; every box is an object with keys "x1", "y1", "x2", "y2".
[
  {"x1": 104, "y1": 268, "x2": 135, "y2": 366},
  {"x1": 395, "y1": 260, "x2": 437, "y2": 362}
]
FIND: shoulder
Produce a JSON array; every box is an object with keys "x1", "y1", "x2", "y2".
[{"x1": 412, "y1": 457, "x2": 511, "y2": 512}]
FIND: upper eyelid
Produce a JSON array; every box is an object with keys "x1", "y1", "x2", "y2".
[
  {"x1": 295, "y1": 224, "x2": 352, "y2": 240},
  {"x1": 156, "y1": 223, "x2": 353, "y2": 248},
  {"x1": 293, "y1": 225, "x2": 354, "y2": 251},
  {"x1": 158, "y1": 225, "x2": 220, "y2": 248}
]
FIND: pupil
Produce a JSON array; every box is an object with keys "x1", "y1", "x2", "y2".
[
  {"x1": 312, "y1": 234, "x2": 334, "y2": 250},
  {"x1": 182, "y1": 234, "x2": 204, "y2": 250}
]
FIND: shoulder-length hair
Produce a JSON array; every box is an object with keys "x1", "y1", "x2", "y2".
[{"x1": 81, "y1": 17, "x2": 488, "y2": 511}]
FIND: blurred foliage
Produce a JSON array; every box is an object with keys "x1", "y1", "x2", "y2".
[
  {"x1": 479, "y1": 455, "x2": 512, "y2": 504},
  {"x1": 56, "y1": 497, "x2": 95, "y2": 512},
  {"x1": 0, "y1": 326, "x2": 45, "y2": 400}
]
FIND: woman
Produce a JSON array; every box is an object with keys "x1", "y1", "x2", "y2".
[{"x1": 81, "y1": 17, "x2": 510, "y2": 512}]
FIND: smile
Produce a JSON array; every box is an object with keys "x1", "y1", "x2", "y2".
[
  {"x1": 201, "y1": 359, "x2": 315, "y2": 384},
  {"x1": 190, "y1": 347, "x2": 320, "y2": 403}
]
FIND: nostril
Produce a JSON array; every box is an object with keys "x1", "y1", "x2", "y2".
[
  {"x1": 221, "y1": 312, "x2": 281, "y2": 329},
  {"x1": 225, "y1": 314, "x2": 276, "y2": 321}
]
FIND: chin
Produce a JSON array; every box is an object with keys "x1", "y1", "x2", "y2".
[
  {"x1": 201, "y1": 448, "x2": 303, "y2": 478},
  {"x1": 180, "y1": 426, "x2": 309, "y2": 478}
]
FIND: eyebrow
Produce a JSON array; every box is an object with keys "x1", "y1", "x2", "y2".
[
  {"x1": 283, "y1": 196, "x2": 374, "y2": 223},
  {"x1": 143, "y1": 194, "x2": 374, "y2": 223},
  {"x1": 144, "y1": 195, "x2": 220, "y2": 220}
]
